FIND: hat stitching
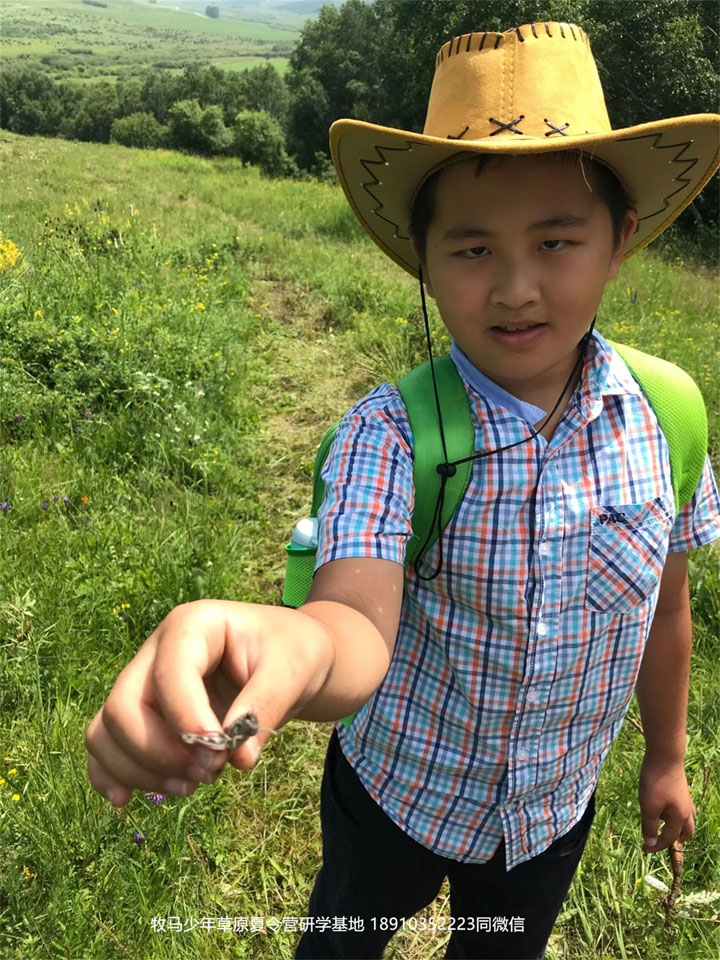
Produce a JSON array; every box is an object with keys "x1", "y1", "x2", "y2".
[
  {"x1": 620, "y1": 132, "x2": 699, "y2": 223},
  {"x1": 545, "y1": 120, "x2": 570, "y2": 137},
  {"x1": 360, "y1": 142, "x2": 414, "y2": 240},
  {"x1": 489, "y1": 115, "x2": 525, "y2": 136},
  {"x1": 448, "y1": 126, "x2": 470, "y2": 140},
  {"x1": 436, "y1": 23, "x2": 587, "y2": 65}
]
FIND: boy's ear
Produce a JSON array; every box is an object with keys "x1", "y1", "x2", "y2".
[
  {"x1": 410, "y1": 238, "x2": 435, "y2": 299},
  {"x1": 607, "y1": 210, "x2": 640, "y2": 281}
]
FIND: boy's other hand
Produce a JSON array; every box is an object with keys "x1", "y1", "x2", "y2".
[
  {"x1": 85, "y1": 600, "x2": 334, "y2": 807},
  {"x1": 638, "y1": 754, "x2": 696, "y2": 854}
]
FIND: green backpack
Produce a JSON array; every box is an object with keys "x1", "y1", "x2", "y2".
[{"x1": 282, "y1": 340, "x2": 708, "y2": 728}]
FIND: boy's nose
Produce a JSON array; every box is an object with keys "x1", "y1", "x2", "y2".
[{"x1": 490, "y1": 266, "x2": 541, "y2": 310}]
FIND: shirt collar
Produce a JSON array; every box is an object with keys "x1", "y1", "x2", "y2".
[
  {"x1": 449, "y1": 331, "x2": 643, "y2": 425},
  {"x1": 449, "y1": 340, "x2": 547, "y2": 424}
]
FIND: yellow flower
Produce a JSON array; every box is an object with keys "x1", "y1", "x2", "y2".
[
  {"x1": 0, "y1": 232, "x2": 22, "y2": 273},
  {"x1": 9, "y1": 769, "x2": 17, "y2": 776},
  {"x1": 34, "y1": 310, "x2": 43, "y2": 319},
  {"x1": 12, "y1": 794, "x2": 20, "y2": 803}
]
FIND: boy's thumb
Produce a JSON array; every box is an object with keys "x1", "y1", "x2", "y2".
[{"x1": 641, "y1": 813, "x2": 659, "y2": 849}]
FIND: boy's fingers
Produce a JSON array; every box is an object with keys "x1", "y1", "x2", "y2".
[
  {"x1": 219, "y1": 642, "x2": 325, "y2": 769},
  {"x1": 641, "y1": 811, "x2": 660, "y2": 851},
  {"x1": 91, "y1": 703, "x2": 206, "y2": 790},
  {"x1": 86, "y1": 751, "x2": 133, "y2": 808},
  {"x1": 151, "y1": 610, "x2": 231, "y2": 740},
  {"x1": 643, "y1": 809, "x2": 687, "y2": 853}
]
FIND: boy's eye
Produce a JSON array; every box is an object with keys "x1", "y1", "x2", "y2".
[{"x1": 459, "y1": 239, "x2": 571, "y2": 258}]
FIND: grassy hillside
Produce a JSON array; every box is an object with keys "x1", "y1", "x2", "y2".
[
  {"x1": 0, "y1": 131, "x2": 718, "y2": 959},
  {"x1": 0, "y1": 0, "x2": 301, "y2": 81}
]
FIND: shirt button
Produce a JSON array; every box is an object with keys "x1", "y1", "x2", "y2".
[
  {"x1": 526, "y1": 689, "x2": 539, "y2": 704},
  {"x1": 539, "y1": 543, "x2": 549, "y2": 556},
  {"x1": 537, "y1": 622, "x2": 549, "y2": 637},
  {"x1": 517, "y1": 747, "x2": 530, "y2": 761}
]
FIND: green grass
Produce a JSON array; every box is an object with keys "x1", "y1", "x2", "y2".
[
  {"x1": 0, "y1": 0, "x2": 298, "y2": 82},
  {"x1": 0, "y1": 130, "x2": 718, "y2": 959}
]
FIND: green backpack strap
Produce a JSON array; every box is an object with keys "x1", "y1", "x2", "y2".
[
  {"x1": 608, "y1": 340, "x2": 708, "y2": 513},
  {"x1": 397, "y1": 355, "x2": 475, "y2": 568}
]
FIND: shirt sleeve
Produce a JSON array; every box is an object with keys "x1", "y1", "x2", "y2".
[
  {"x1": 668, "y1": 455, "x2": 720, "y2": 552},
  {"x1": 314, "y1": 383, "x2": 415, "y2": 573}
]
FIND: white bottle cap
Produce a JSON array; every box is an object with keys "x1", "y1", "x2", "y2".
[{"x1": 291, "y1": 517, "x2": 318, "y2": 548}]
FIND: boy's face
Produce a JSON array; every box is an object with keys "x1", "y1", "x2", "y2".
[{"x1": 416, "y1": 154, "x2": 638, "y2": 403}]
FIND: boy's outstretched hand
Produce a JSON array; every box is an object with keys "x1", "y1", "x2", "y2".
[
  {"x1": 638, "y1": 755, "x2": 696, "y2": 854},
  {"x1": 85, "y1": 600, "x2": 334, "y2": 807}
]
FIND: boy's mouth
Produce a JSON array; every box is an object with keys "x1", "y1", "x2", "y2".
[{"x1": 490, "y1": 321, "x2": 548, "y2": 345}]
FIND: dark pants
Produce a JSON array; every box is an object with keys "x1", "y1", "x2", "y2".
[{"x1": 296, "y1": 729, "x2": 595, "y2": 960}]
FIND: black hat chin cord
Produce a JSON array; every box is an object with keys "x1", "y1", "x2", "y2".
[{"x1": 413, "y1": 265, "x2": 596, "y2": 581}]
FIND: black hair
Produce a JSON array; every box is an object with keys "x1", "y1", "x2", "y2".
[{"x1": 410, "y1": 151, "x2": 634, "y2": 264}]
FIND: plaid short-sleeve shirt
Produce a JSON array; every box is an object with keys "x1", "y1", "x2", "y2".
[{"x1": 314, "y1": 332, "x2": 720, "y2": 870}]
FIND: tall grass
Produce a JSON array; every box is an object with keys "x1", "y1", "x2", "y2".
[{"x1": 0, "y1": 131, "x2": 718, "y2": 959}]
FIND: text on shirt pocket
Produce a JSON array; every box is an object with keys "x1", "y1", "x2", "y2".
[{"x1": 585, "y1": 499, "x2": 673, "y2": 613}]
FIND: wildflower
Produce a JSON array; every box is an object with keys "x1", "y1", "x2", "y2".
[
  {"x1": 41, "y1": 503, "x2": 49, "y2": 511},
  {"x1": 0, "y1": 232, "x2": 22, "y2": 273},
  {"x1": 145, "y1": 792, "x2": 165, "y2": 804},
  {"x1": 643, "y1": 875, "x2": 669, "y2": 893},
  {"x1": 52, "y1": 495, "x2": 59, "y2": 502},
  {"x1": 1, "y1": 502, "x2": 11, "y2": 516},
  {"x1": 63, "y1": 497, "x2": 70, "y2": 507},
  {"x1": 84, "y1": 411, "x2": 91, "y2": 420},
  {"x1": 14, "y1": 413, "x2": 22, "y2": 422},
  {"x1": 12, "y1": 794, "x2": 20, "y2": 803},
  {"x1": 81, "y1": 496, "x2": 89, "y2": 504},
  {"x1": 133, "y1": 830, "x2": 147, "y2": 845}
]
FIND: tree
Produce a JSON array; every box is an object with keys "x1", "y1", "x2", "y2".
[
  {"x1": 110, "y1": 112, "x2": 165, "y2": 149},
  {"x1": 60, "y1": 81, "x2": 119, "y2": 142},
  {"x1": 231, "y1": 109, "x2": 296, "y2": 177},
  {"x1": 165, "y1": 99, "x2": 232, "y2": 155}
]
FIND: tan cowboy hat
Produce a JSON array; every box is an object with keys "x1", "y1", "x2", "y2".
[{"x1": 330, "y1": 21, "x2": 720, "y2": 279}]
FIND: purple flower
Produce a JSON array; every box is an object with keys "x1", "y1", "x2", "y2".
[
  {"x1": 1, "y1": 502, "x2": 10, "y2": 515},
  {"x1": 133, "y1": 830, "x2": 147, "y2": 845},
  {"x1": 52, "y1": 495, "x2": 59, "y2": 502},
  {"x1": 145, "y1": 792, "x2": 165, "y2": 804},
  {"x1": 84, "y1": 411, "x2": 91, "y2": 420},
  {"x1": 14, "y1": 414, "x2": 22, "y2": 422},
  {"x1": 63, "y1": 497, "x2": 70, "y2": 507},
  {"x1": 41, "y1": 503, "x2": 49, "y2": 510}
]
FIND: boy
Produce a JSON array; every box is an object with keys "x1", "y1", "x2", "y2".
[{"x1": 86, "y1": 22, "x2": 720, "y2": 959}]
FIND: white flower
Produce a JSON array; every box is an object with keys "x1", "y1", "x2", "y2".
[{"x1": 643, "y1": 875, "x2": 669, "y2": 893}]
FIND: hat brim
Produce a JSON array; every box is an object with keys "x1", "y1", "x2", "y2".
[{"x1": 330, "y1": 115, "x2": 720, "y2": 278}]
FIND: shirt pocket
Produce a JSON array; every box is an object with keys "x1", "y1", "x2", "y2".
[{"x1": 585, "y1": 499, "x2": 673, "y2": 613}]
